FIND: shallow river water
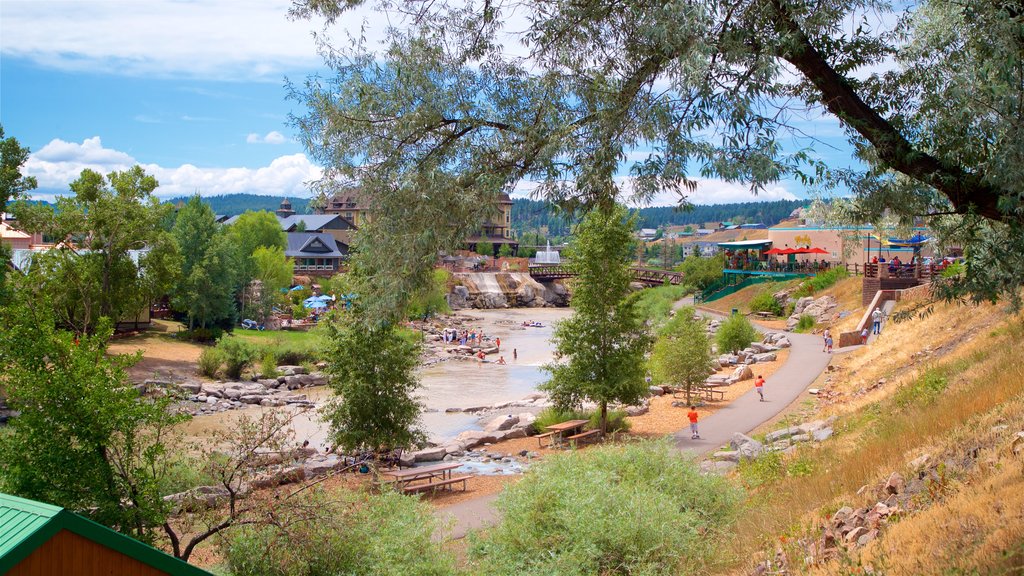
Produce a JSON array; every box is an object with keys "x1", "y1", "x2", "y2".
[{"x1": 182, "y1": 307, "x2": 572, "y2": 448}]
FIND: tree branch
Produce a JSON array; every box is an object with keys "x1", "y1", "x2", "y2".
[{"x1": 768, "y1": 0, "x2": 1012, "y2": 224}]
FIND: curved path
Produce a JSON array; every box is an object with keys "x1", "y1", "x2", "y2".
[{"x1": 434, "y1": 301, "x2": 835, "y2": 540}]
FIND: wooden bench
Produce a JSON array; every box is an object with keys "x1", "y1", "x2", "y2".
[
  {"x1": 535, "y1": 431, "x2": 556, "y2": 447},
  {"x1": 566, "y1": 429, "x2": 602, "y2": 447},
  {"x1": 401, "y1": 475, "x2": 471, "y2": 494}
]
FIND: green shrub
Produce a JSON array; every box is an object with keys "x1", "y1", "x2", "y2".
[
  {"x1": 468, "y1": 441, "x2": 740, "y2": 576},
  {"x1": 263, "y1": 339, "x2": 319, "y2": 366},
  {"x1": 260, "y1": 352, "x2": 279, "y2": 379},
  {"x1": 676, "y1": 253, "x2": 726, "y2": 290},
  {"x1": 794, "y1": 267, "x2": 849, "y2": 297},
  {"x1": 588, "y1": 409, "x2": 631, "y2": 433},
  {"x1": 158, "y1": 454, "x2": 219, "y2": 496},
  {"x1": 288, "y1": 286, "x2": 312, "y2": 306},
  {"x1": 291, "y1": 304, "x2": 309, "y2": 320},
  {"x1": 178, "y1": 327, "x2": 223, "y2": 343},
  {"x1": 894, "y1": 367, "x2": 949, "y2": 407},
  {"x1": 222, "y1": 488, "x2": 454, "y2": 576},
  {"x1": 631, "y1": 284, "x2": 692, "y2": 327},
  {"x1": 795, "y1": 314, "x2": 816, "y2": 332},
  {"x1": 716, "y1": 313, "x2": 758, "y2": 354},
  {"x1": 737, "y1": 450, "x2": 785, "y2": 488},
  {"x1": 216, "y1": 336, "x2": 258, "y2": 380},
  {"x1": 197, "y1": 347, "x2": 222, "y2": 378},
  {"x1": 533, "y1": 407, "x2": 589, "y2": 433},
  {"x1": 748, "y1": 291, "x2": 783, "y2": 316}
]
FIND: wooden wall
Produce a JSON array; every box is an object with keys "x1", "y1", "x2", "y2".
[{"x1": 8, "y1": 529, "x2": 169, "y2": 576}]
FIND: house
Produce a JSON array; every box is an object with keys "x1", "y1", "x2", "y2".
[
  {"x1": 323, "y1": 189, "x2": 517, "y2": 255},
  {"x1": 637, "y1": 228, "x2": 658, "y2": 240},
  {"x1": 0, "y1": 492, "x2": 212, "y2": 576},
  {"x1": 286, "y1": 232, "x2": 349, "y2": 277},
  {"x1": 278, "y1": 213, "x2": 356, "y2": 245}
]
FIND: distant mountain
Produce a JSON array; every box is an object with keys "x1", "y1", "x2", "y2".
[{"x1": 164, "y1": 194, "x2": 312, "y2": 216}]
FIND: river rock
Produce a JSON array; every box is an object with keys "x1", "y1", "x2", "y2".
[
  {"x1": 731, "y1": 365, "x2": 754, "y2": 381},
  {"x1": 812, "y1": 427, "x2": 833, "y2": 442},
  {"x1": 753, "y1": 352, "x2": 777, "y2": 363},
  {"x1": 239, "y1": 394, "x2": 265, "y2": 405},
  {"x1": 277, "y1": 365, "x2": 307, "y2": 376},
  {"x1": 765, "y1": 426, "x2": 801, "y2": 443},
  {"x1": 453, "y1": 430, "x2": 499, "y2": 450},
  {"x1": 411, "y1": 446, "x2": 448, "y2": 462},
  {"x1": 484, "y1": 414, "x2": 520, "y2": 432},
  {"x1": 713, "y1": 451, "x2": 740, "y2": 462},
  {"x1": 729, "y1": 433, "x2": 763, "y2": 460},
  {"x1": 251, "y1": 466, "x2": 306, "y2": 489}
]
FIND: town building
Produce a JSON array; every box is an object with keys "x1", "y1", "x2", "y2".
[{"x1": 285, "y1": 232, "x2": 349, "y2": 277}]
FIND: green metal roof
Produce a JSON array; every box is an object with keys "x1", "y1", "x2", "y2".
[{"x1": 0, "y1": 492, "x2": 212, "y2": 575}]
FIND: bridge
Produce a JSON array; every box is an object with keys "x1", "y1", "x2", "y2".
[{"x1": 528, "y1": 265, "x2": 684, "y2": 286}]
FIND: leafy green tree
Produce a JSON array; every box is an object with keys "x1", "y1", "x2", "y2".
[
  {"x1": 497, "y1": 242, "x2": 514, "y2": 258},
  {"x1": 0, "y1": 124, "x2": 37, "y2": 208},
  {"x1": 12, "y1": 166, "x2": 176, "y2": 334},
  {"x1": 248, "y1": 245, "x2": 293, "y2": 322},
  {"x1": 0, "y1": 302, "x2": 183, "y2": 543},
  {"x1": 320, "y1": 312, "x2": 425, "y2": 454},
  {"x1": 289, "y1": 0, "x2": 1024, "y2": 309},
  {"x1": 649, "y1": 308, "x2": 712, "y2": 404},
  {"x1": 0, "y1": 126, "x2": 38, "y2": 302},
  {"x1": 716, "y1": 313, "x2": 758, "y2": 355},
  {"x1": 171, "y1": 195, "x2": 237, "y2": 329},
  {"x1": 541, "y1": 205, "x2": 650, "y2": 433},
  {"x1": 676, "y1": 253, "x2": 726, "y2": 291},
  {"x1": 226, "y1": 210, "x2": 286, "y2": 293}
]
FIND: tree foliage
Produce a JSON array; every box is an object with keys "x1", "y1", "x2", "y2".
[
  {"x1": 716, "y1": 313, "x2": 758, "y2": 354},
  {"x1": 0, "y1": 302, "x2": 183, "y2": 543},
  {"x1": 0, "y1": 124, "x2": 37, "y2": 208},
  {"x1": 248, "y1": 245, "x2": 293, "y2": 322},
  {"x1": 676, "y1": 253, "x2": 726, "y2": 290},
  {"x1": 468, "y1": 441, "x2": 740, "y2": 576},
  {"x1": 649, "y1": 308, "x2": 713, "y2": 404},
  {"x1": 12, "y1": 166, "x2": 178, "y2": 334},
  {"x1": 171, "y1": 195, "x2": 237, "y2": 329},
  {"x1": 289, "y1": 0, "x2": 1024, "y2": 309},
  {"x1": 320, "y1": 312, "x2": 425, "y2": 454},
  {"x1": 541, "y1": 205, "x2": 650, "y2": 433},
  {"x1": 226, "y1": 210, "x2": 287, "y2": 296}
]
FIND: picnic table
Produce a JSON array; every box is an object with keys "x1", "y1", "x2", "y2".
[
  {"x1": 536, "y1": 419, "x2": 600, "y2": 448},
  {"x1": 380, "y1": 462, "x2": 469, "y2": 494}
]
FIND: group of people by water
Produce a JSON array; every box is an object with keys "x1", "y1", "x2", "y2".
[{"x1": 441, "y1": 327, "x2": 490, "y2": 347}]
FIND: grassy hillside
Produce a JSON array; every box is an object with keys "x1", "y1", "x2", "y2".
[{"x1": 714, "y1": 295, "x2": 1024, "y2": 575}]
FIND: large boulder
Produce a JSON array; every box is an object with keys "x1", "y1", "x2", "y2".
[
  {"x1": 765, "y1": 426, "x2": 801, "y2": 443},
  {"x1": 729, "y1": 433, "x2": 764, "y2": 460},
  {"x1": 731, "y1": 365, "x2": 754, "y2": 381},
  {"x1": 453, "y1": 430, "x2": 500, "y2": 450},
  {"x1": 447, "y1": 285, "x2": 471, "y2": 310},
  {"x1": 411, "y1": 446, "x2": 448, "y2": 462},
  {"x1": 483, "y1": 414, "x2": 520, "y2": 432}
]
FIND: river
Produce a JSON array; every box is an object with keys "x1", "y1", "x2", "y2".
[{"x1": 180, "y1": 307, "x2": 572, "y2": 448}]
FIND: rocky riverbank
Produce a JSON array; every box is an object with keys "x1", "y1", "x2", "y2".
[{"x1": 447, "y1": 272, "x2": 569, "y2": 309}]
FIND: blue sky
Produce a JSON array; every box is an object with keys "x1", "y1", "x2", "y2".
[{"x1": 1, "y1": 0, "x2": 859, "y2": 206}]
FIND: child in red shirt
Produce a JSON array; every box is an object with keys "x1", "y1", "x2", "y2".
[
  {"x1": 687, "y1": 406, "x2": 701, "y2": 439},
  {"x1": 754, "y1": 375, "x2": 765, "y2": 402}
]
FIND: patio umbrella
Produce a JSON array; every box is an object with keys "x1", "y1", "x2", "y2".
[
  {"x1": 807, "y1": 247, "x2": 830, "y2": 255},
  {"x1": 763, "y1": 247, "x2": 785, "y2": 255}
]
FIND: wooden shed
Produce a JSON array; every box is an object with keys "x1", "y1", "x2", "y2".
[{"x1": 0, "y1": 493, "x2": 211, "y2": 576}]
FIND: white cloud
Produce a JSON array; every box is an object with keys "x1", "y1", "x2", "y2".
[
  {"x1": 246, "y1": 131, "x2": 287, "y2": 144},
  {"x1": 0, "y1": 1, "x2": 330, "y2": 80},
  {"x1": 25, "y1": 137, "x2": 322, "y2": 198}
]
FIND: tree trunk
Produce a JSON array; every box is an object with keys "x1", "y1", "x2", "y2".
[{"x1": 599, "y1": 401, "x2": 608, "y2": 435}]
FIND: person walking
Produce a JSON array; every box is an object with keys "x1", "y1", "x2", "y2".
[
  {"x1": 861, "y1": 328, "x2": 869, "y2": 345},
  {"x1": 495, "y1": 337, "x2": 501, "y2": 351},
  {"x1": 754, "y1": 375, "x2": 765, "y2": 402},
  {"x1": 822, "y1": 329, "x2": 831, "y2": 352},
  {"x1": 687, "y1": 406, "x2": 701, "y2": 439},
  {"x1": 872, "y1": 307, "x2": 883, "y2": 335}
]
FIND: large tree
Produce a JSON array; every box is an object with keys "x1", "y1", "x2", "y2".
[
  {"x1": 649, "y1": 308, "x2": 713, "y2": 405},
  {"x1": 290, "y1": 0, "x2": 1024, "y2": 306},
  {"x1": 0, "y1": 126, "x2": 38, "y2": 301},
  {"x1": 225, "y1": 210, "x2": 287, "y2": 296},
  {"x1": 171, "y1": 195, "x2": 237, "y2": 329},
  {"x1": 0, "y1": 302, "x2": 182, "y2": 543},
  {"x1": 320, "y1": 311, "x2": 425, "y2": 455},
  {"x1": 541, "y1": 205, "x2": 650, "y2": 433},
  {"x1": 12, "y1": 166, "x2": 178, "y2": 334}
]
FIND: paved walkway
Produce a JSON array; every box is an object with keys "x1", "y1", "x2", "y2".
[{"x1": 435, "y1": 301, "x2": 835, "y2": 539}]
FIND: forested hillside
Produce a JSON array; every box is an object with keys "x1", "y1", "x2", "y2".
[
  {"x1": 165, "y1": 193, "x2": 311, "y2": 215},
  {"x1": 512, "y1": 198, "x2": 806, "y2": 236}
]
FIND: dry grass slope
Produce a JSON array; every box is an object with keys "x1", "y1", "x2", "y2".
[{"x1": 715, "y1": 298, "x2": 1024, "y2": 575}]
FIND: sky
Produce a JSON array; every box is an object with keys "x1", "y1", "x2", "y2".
[{"x1": 1, "y1": 0, "x2": 859, "y2": 207}]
